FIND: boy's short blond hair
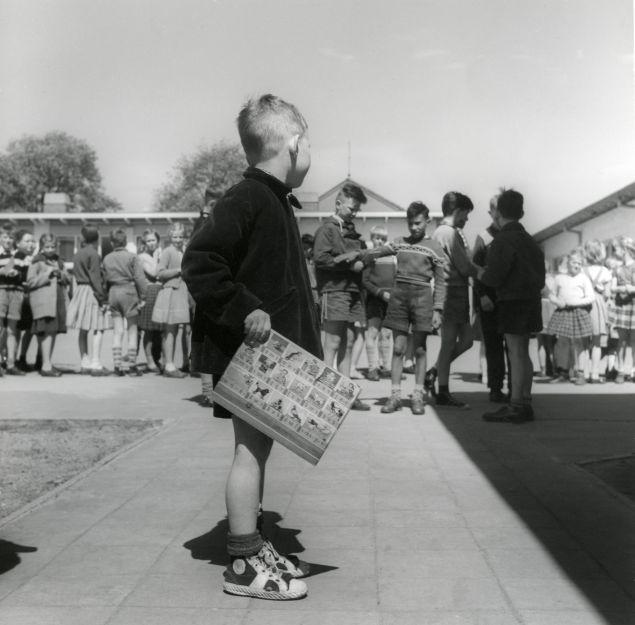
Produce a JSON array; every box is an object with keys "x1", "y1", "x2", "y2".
[
  {"x1": 237, "y1": 94, "x2": 308, "y2": 165},
  {"x1": 369, "y1": 225, "x2": 388, "y2": 240}
]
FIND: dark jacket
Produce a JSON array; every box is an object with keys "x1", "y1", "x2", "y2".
[
  {"x1": 182, "y1": 167, "x2": 322, "y2": 374},
  {"x1": 471, "y1": 224, "x2": 499, "y2": 306},
  {"x1": 479, "y1": 221, "x2": 545, "y2": 301},
  {"x1": 313, "y1": 216, "x2": 367, "y2": 294}
]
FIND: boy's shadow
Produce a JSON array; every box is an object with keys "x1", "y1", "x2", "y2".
[
  {"x1": 183, "y1": 510, "x2": 337, "y2": 578},
  {"x1": 0, "y1": 539, "x2": 37, "y2": 575}
]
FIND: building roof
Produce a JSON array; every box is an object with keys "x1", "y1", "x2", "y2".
[
  {"x1": 533, "y1": 180, "x2": 635, "y2": 243},
  {"x1": 319, "y1": 177, "x2": 404, "y2": 212}
]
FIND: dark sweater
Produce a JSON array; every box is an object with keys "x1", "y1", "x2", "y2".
[
  {"x1": 72, "y1": 245, "x2": 107, "y2": 305},
  {"x1": 182, "y1": 167, "x2": 322, "y2": 374},
  {"x1": 479, "y1": 221, "x2": 545, "y2": 301}
]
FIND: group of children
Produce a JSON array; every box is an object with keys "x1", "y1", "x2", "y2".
[
  {"x1": 0, "y1": 222, "x2": 193, "y2": 378},
  {"x1": 539, "y1": 236, "x2": 635, "y2": 386}
]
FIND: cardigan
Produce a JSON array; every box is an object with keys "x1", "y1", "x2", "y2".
[{"x1": 26, "y1": 254, "x2": 70, "y2": 320}]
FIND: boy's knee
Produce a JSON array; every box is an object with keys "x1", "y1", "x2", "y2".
[{"x1": 414, "y1": 346, "x2": 427, "y2": 358}]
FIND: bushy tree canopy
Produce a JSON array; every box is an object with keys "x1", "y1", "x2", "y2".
[
  {"x1": 154, "y1": 142, "x2": 246, "y2": 212},
  {"x1": 0, "y1": 131, "x2": 121, "y2": 212}
]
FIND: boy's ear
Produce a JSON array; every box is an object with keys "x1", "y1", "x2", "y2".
[{"x1": 289, "y1": 134, "x2": 300, "y2": 156}]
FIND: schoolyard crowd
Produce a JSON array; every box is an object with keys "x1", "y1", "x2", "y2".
[
  {"x1": 2, "y1": 94, "x2": 635, "y2": 602},
  {"x1": 2, "y1": 195, "x2": 635, "y2": 416}
]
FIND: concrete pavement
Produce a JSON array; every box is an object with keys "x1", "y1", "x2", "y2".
[{"x1": 1, "y1": 335, "x2": 634, "y2": 625}]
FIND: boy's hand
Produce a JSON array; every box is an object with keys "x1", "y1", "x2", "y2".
[
  {"x1": 381, "y1": 291, "x2": 390, "y2": 302},
  {"x1": 476, "y1": 267, "x2": 485, "y2": 280},
  {"x1": 244, "y1": 309, "x2": 271, "y2": 347},
  {"x1": 351, "y1": 260, "x2": 364, "y2": 273},
  {"x1": 480, "y1": 295, "x2": 494, "y2": 312},
  {"x1": 333, "y1": 251, "x2": 360, "y2": 265},
  {"x1": 432, "y1": 310, "x2": 442, "y2": 330}
]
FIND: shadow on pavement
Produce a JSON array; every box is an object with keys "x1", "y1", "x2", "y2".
[
  {"x1": 0, "y1": 539, "x2": 37, "y2": 575},
  {"x1": 183, "y1": 510, "x2": 338, "y2": 578},
  {"x1": 436, "y1": 391, "x2": 635, "y2": 625}
]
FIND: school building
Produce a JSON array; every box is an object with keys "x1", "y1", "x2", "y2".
[
  {"x1": 0, "y1": 179, "x2": 442, "y2": 262},
  {"x1": 533, "y1": 180, "x2": 635, "y2": 261}
]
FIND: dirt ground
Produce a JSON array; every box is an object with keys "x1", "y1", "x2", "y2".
[{"x1": 0, "y1": 418, "x2": 162, "y2": 520}]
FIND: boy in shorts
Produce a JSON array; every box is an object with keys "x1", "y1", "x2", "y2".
[
  {"x1": 478, "y1": 189, "x2": 545, "y2": 423},
  {"x1": 362, "y1": 225, "x2": 396, "y2": 381},
  {"x1": 103, "y1": 228, "x2": 148, "y2": 376},
  {"x1": 428, "y1": 191, "x2": 480, "y2": 408},
  {"x1": 182, "y1": 94, "x2": 321, "y2": 600},
  {"x1": 381, "y1": 202, "x2": 446, "y2": 414}
]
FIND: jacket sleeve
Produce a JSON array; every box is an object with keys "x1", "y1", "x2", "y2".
[
  {"x1": 132, "y1": 256, "x2": 149, "y2": 300},
  {"x1": 157, "y1": 248, "x2": 180, "y2": 283},
  {"x1": 361, "y1": 263, "x2": 382, "y2": 297},
  {"x1": 432, "y1": 251, "x2": 447, "y2": 311},
  {"x1": 88, "y1": 254, "x2": 107, "y2": 305},
  {"x1": 480, "y1": 238, "x2": 513, "y2": 288},
  {"x1": 313, "y1": 224, "x2": 352, "y2": 273},
  {"x1": 182, "y1": 199, "x2": 262, "y2": 329},
  {"x1": 471, "y1": 234, "x2": 487, "y2": 298}
]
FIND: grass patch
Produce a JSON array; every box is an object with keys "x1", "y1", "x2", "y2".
[{"x1": 0, "y1": 419, "x2": 162, "y2": 520}]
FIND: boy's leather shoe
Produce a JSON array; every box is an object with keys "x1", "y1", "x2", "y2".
[
  {"x1": 424, "y1": 367, "x2": 438, "y2": 396},
  {"x1": 365, "y1": 368, "x2": 380, "y2": 381},
  {"x1": 351, "y1": 398, "x2": 371, "y2": 411},
  {"x1": 163, "y1": 369, "x2": 187, "y2": 379},
  {"x1": 410, "y1": 391, "x2": 427, "y2": 415},
  {"x1": 488, "y1": 390, "x2": 507, "y2": 403},
  {"x1": 436, "y1": 392, "x2": 469, "y2": 409},
  {"x1": 5, "y1": 366, "x2": 26, "y2": 376},
  {"x1": 39, "y1": 368, "x2": 62, "y2": 377},
  {"x1": 482, "y1": 404, "x2": 533, "y2": 423},
  {"x1": 380, "y1": 395, "x2": 402, "y2": 413}
]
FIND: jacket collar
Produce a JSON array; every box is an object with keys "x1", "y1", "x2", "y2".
[
  {"x1": 243, "y1": 167, "x2": 303, "y2": 210},
  {"x1": 500, "y1": 221, "x2": 525, "y2": 232}
]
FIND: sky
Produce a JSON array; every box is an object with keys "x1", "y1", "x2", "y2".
[{"x1": 1, "y1": 0, "x2": 633, "y2": 240}]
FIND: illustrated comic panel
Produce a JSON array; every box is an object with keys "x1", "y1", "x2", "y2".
[
  {"x1": 302, "y1": 387, "x2": 328, "y2": 413},
  {"x1": 314, "y1": 367, "x2": 342, "y2": 393},
  {"x1": 298, "y1": 415, "x2": 336, "y2": 449},
  {"x1": 218, "y1": 364, "x2": 256, "y2": 395},
  {"x1": 298, "y1": 356, "x2": 324, "y2": 383},
  {"x1": 279, "y1": 345, "x2": 306, "y2": 372},
  {"x1": 268, "y1": 362, "x2": 292, "y2": 393},
  {"x1": 334, "y1": 378, "x2": 359, "y2": 405},
  {"x1": 319, "y1": 397, "x2": 348, "y2": 428},
  {"x1": 234, "y1": 344, "x2": 262, "y2": 370},
  {"x1": 287, "y1": 376, "x2": 311, "y2": 403}
]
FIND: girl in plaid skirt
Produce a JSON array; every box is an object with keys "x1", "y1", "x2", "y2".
[
  {"x1": 548, "y1": 252, "x2": 594, "y2": 385},
  {"x1": 582, "y1": 240, "x2": 613, "y2": 382},
  {"x1": 608, "y1": 237, "x2": 635, "y2": 383}
]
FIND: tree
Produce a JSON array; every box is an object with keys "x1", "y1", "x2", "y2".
[
  {"x1": 154, "y1": 142, "x2": 246, "y2": 212},
  {"x1": 0, "y1": 131, "x2": 122, "y2": 212}
]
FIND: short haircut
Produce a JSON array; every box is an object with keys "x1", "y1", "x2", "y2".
[
  {"x1": 496, "y1": 188, "x2": 524, "y2": 220},
  {"x1": 489, "y1": 194, "x2": 499, "y2": 211},
  {"x1": 584, "y1": 240, "x2": 606, "y2": 265},
  {"x1": 336, "y1": 182, "x2": 367, "y2": 206},
  {"x1": 441, "y1": 191, "x2": 473, "y2": 216},
  {"x1": 406, "y1": 201, "x2": 430, "y2": 222},
  {"x1": 619, "y1": 235, "x2": 635, "y2": 257},
  {"x1": 142, "y1": 228, "x2": 160, "y2": 243},
  {"x1": 237, "y1": 94, "x2": 308, "y2": 165},
  {"x1": 14, "y1": 229, "x2": 32, "y2": 244},
  {"x1": 369, "y1": 225, "x2": 388, "y2": 239},
  {"x1": 110, "y1": 228, "x2": 127, "y2": 248},
  {"x1": 301, "y1": 233, "x2": 314, "y2": 247},
  {"x1": 568, "y1": 251, "x2": 583, "y2": 264},
  {"x1": 1, "y1": 222, "x2": 14, "y2": 234},
  {"x1": 167, "y1": 222, "x2": 185, "y2": 237},
  {"x1": 81, "y1": 225, "x2": 99, "y2": 244},
  {"x1": 39, "y1": 233, "x2": 56, "y2": 249}
]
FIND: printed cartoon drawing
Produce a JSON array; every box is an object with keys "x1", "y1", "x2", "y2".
[
  {"x1": 271, "y1": 367, "x2": 289, "y2": 386},
  {"x1": 316, "y1": 368, "x2": 339, "y2": 389},
  {"x1": 251, "y1": 382, "x2": 271, "y2": 399}
]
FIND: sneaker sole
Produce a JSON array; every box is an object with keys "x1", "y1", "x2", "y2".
[{"x1": 223, "y1": 582, "x2": 307, "y2": 600}]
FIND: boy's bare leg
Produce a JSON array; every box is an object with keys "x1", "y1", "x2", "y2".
[
  {"x1": 322, "y1": 320, "x2": 345, "y2": 369},
  {"x1": 226, "y1": 417, "x2": 273, "y2": 536},
  {"x1": 6, "y1": 319, "x2": 19, "y2": 369},
  {"x1": 381, "y1": 330, "x2": 406, "y2": 413},
  {"x1": 413, "y1": 331, "x2": 428, "y2": 389},
  {"x1": 112, "y1": 316, "x2": 124, "y2": 370},
  {"x1": 350, "y1": 326, "x2": 365, "y2": 376},
  {"x1": 365, "y1": 318, "x2": 381, "y2": 373},
  {"x1": 127, "y1": 319, "x2": 139, "y2": 367}
]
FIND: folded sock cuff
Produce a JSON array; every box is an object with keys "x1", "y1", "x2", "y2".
[{"x1": 227, "y1": 531, "x2": 263, "y2": 557}]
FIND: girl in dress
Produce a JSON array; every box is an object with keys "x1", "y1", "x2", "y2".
[
  {"x1": 547, "y1": 252, "x2": 595, "y2": 385},
  {"x1": 582, "y1": 240, "x2": 612, "y2": 382},
  {"x1": 609, "y1": 236, "x2": 635, "y2": 384},
  {"x1": 152, "y1": 223, "x2": 190, "y2": 378},
  {"x1": 137, "y1": 229, "x2": 163, "y2": 372},
  {"x1": 66, "y1": 226, "x2": 111, "y2": 375},
  {"x1": 27, "y1": 234, "x2": 70, "y2": 376},
  {"x1": 537, "y1": 259, "x2": 556, "y2": 378}
]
